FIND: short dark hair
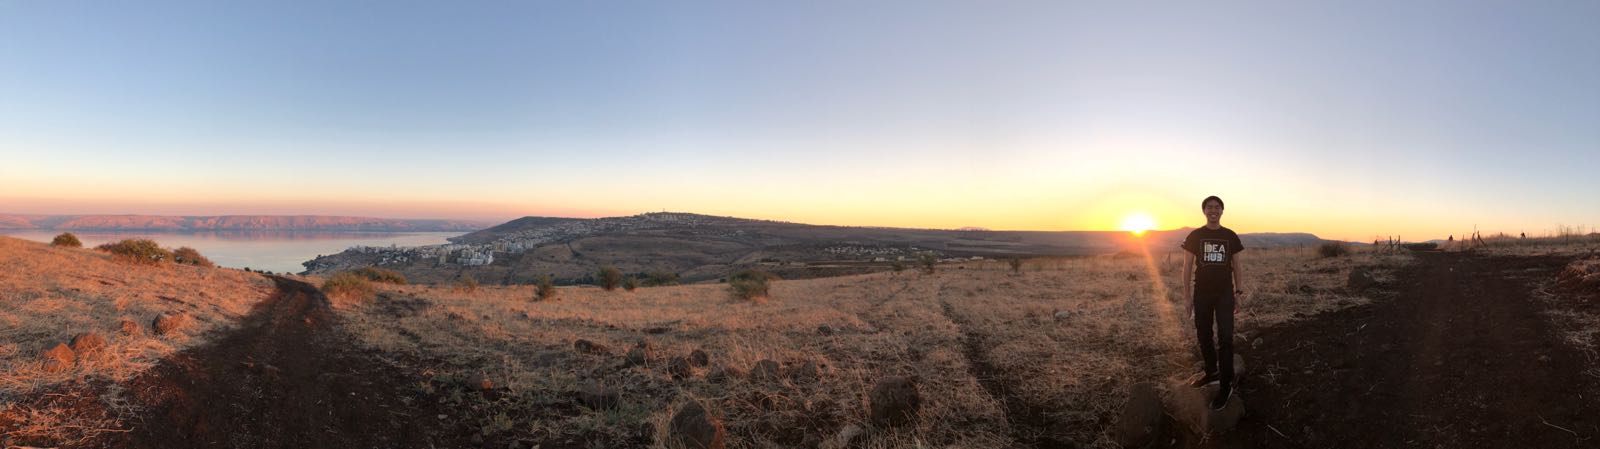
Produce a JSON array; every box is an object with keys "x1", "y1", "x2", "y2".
[{"x1": 1201, "y1": 196, "x2": 1224, "y2": 209}]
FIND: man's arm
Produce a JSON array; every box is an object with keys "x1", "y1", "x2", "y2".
[
  {"x1": 1231, "y1": 251, "x2": 1245, "y2": 312},
  {"x1": 1183, "y1": 252, "x2": 1195, "y2": 314}
]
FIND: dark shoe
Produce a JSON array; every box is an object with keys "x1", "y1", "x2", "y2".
[
  {"x1": 1188, "y1": 372, "x2": 1219, "y2": 388},
  {"x1": 1209, "y1": 385, "x2": 1232, "y2": 411}
]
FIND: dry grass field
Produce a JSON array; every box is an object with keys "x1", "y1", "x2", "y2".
[
  {"x1": 0, "y1": 236, "x2": 275, "y2": 445},
  {"x1": 329, "y1": 243, "x2": 1415, "y2": 448}
]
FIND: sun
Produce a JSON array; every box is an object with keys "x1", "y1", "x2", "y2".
[{"x1": 1120, "y1": 212, "x2": 1156, "y2": 236}]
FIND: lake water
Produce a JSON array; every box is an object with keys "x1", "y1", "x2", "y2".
[{"x1": 0, "y1": 230, "x2": 461, "y2": 273}]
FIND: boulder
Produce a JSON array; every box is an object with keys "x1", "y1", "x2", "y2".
[
  {"x1": 573, "y1": 339, "x2": 609, "y2": 355},
  {"x1": 689, "y1": 349, "x2": 710, "y2": 367},
  {"x1": 153, "y1": 312, "x2": 193, "y2": 336},
  {"x1": 578, "y1": 383, "x2": 619, "y2": 410},
  {"x1": 1347, "y1": 268, "x2": 1377, "y2": 292},
  {"x1": 869, "y1": 376, "x2": 921, "y2": 427},
  {"x1": 1054, "y1": 309, "x2": 1073, "y2": 321},
  {"x1": 70, "y1": 332, "x2": 107, "y2": 354},
  {"x1": 625, "y1": 341, "x2": 653, "y2": 367},
  {"x1": 1115, "y1": 382, "x2": 1165, "y2": 448},
  {"x1": 750, "y1": 359, "x2": 781, "y2": 382},
  {"x1": 1164, "y1": 380, "x2": 1244, "y2": 436},
  {"x1": 706, "y1": 366, "x2": 745, "y2": 384},
  {"x1": 669, "y1": 356, "x2": 695, "y2": 380},
  {"x1": 41, "y1": 343, "x2": 75, "y2": 373},
  {"x1": 789, "y1": 360, "x2": 826, "y2": 383},
  {"x1": 668, "y1": 400, "x2": 726, "y2": 449}
]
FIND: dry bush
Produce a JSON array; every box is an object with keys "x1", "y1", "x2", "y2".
[
  {"x1": 323, "y1": 272, "x2": 375, "y2": 304},
  {"x1": 1317, "y1": 242, "x2": 1349, "y2": 258},
  {"x1": 598, "y1": 266, "x2": 622, "y2": 291},
  {"x1": 50, "y1": 233, "x2": 81, "y2": 248},
  {"x1": 95, "y1": 239, "x2": 172, "y2": 265},
  {"x1": 351, "y1": 266, "x2": 407, "y2": 285},
  {"x1": 645, "y1": 271, "x2": 680, "y2": 287},
  {"x1": 622, "y1": 276, "x2": 639, "y2": 292},
  {"x1": 454, "y1": 275, "x2": 479, "y2": 293},
  {"x1": 1008, "y1": 257, "x2": 1024, "y2": 274},
  {"x1": 172, "y1": 247, "x2": 214, "y2": 267},
  {"x1": 918, "y1": 253, "x2": 937, "y2": 274},
  {"x1": 534, "y1": 275, "x2": 557, "y2": 302},
  {"x1": 728, "y1": 270, "x2": 777, "y2": 301}
]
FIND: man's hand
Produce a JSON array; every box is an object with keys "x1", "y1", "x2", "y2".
[
  {"x1": 1233, "y1": 291, "x2": 1246, "y2": 314},
  {"x1": 1184, "y1": 289, "x2": 1194, "y2": 315}
]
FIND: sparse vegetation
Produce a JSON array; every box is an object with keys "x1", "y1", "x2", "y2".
[
  {"x1": 534, "y1": 274, "x2": 557, "y2": 301},
  {"x1": 1008, "y1": 257, "x2": 1023, "y2": 274},
  {"x1": 50, "y1": 232, "x2": 81, "y2": 248},
  {"x1": 598, "y1": 265, "x2": 623, "y2": 291},
  {"x1": 1318, "y1": 242, "x2": 1350, "y2": 258},
  {"x1": 351, "y1": 266, "x2": 407, "y2": 285},
  {"x1": 918, "y1": 253, "x2": 937, "y2": 274},
  {"x1": 892, "y1": 260, "x2": 906, "y2": 273},
  {"x1": 323, "y1": 272, "x2": 375, "y2": 303},
  {"x1": 455, "y1": 275, "x2": 479, "y2": 293},
  {"x1": 622, "y1": 275, "x2": 639, "y2": 292},
  {"x1": 645, "y1": 271, "x2": 680, "y2": 287},
  {"x1": 96, "y1": 239, "x2": 172, "y2": 265},
  {"x1": 728, "y1": 269, "x2": 778, "y2": 300},
  {"x1": 173, "y1": 247, "x2": 215, "y2": 267}
]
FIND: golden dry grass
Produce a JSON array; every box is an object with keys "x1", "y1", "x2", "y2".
[
  {"x1": 332, "y1": 244, "x2": 1413, "y2": 448},
  {"x1": 0, "y1": 236, "x2": 275, "y2": 443}
]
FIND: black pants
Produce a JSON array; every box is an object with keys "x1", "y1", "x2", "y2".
[{"x1": 1193, "y1": 292, "x2": 1236, "y2": 388}]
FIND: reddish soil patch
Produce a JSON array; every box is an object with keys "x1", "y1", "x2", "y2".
[
  {"x1": 1222, "y1": 252, "x2": 1600, "y2": 448},
  {"x1": 101, "y1": 276, "x2": 469, "y2": 448}
]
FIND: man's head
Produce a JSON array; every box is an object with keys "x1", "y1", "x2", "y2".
[{"x1": 1201, "y1": 196, "x2": 1224, "y2": 227}]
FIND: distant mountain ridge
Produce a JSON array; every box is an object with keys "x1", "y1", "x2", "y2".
[
  {"x1": 304, "y1": 212, "x2": 1337, "y2": 284},
  {"x1": 0, "y1": 214, "x2": 488, "y2": 232}
]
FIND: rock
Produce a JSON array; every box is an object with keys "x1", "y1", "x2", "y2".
[
  {"x1": 119, "y1": 319, "x2": 144, "y2": 336},
  {"x1": 1252, "y1": 337, "x2": 1264, "y2": 349},
  {"x1": 578, "y1": 383, "x2": 619, "y2": 410},
  {"x1": 668, "y1": 400, "x2": 726, "y2": 449},
  {"x1": 789, "y1": 360, "x2": 827, "y2": 383},
  {"x1": 1054, "y1": 310, "x2": 1073, "y2": 321},
  {"x1": 625, "y1": 341, "x2": 653, "y2": 367},
  {"x1": 831, "y1": 424, "x2": 864, "y2": 448},
  {"x1": 669, "y1": 356, "x2": 695, "y2": 380},
  {"x1": 1164, "y1": 380, "x2": 1244, "y2": 435},
  {"x1": 41, "y1": 343, "x2": 75, "y2": 373},
  {"x1": 750, "y1": 359, "x2": 781, "y2": 382},
  {"x1": 1115, "y1": 382, "x2": 1165, "y2": 448},
  {"x1": 573, "y1": 339, "x2": 609, "y2": 355},
  {"x1": 1348, "y1": 268, "x2": 1377, "y2": 292},
  {"x1": 817, "y1": 324, "x2": 834, "y2": 336},
  {"x1": 69, "y1": 332, "x2": 107, "y2": 354},
  {"x1": 152, "y1": 312, "x2": 193, "y2": 336},
  {"x1": 706, "y1": 366, "x2": 745, "y2": 383},
  {"x1": 689, "y1": 349, "x2": 710, "y2": 367},
  {"x1": 869, "y1": 376, "x2": 921, "y2": 427},
  {"x1": 1233, "y1": 354, "x2": 1249, "y2": 380}
]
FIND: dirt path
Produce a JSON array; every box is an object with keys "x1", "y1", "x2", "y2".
[
  {"x1": 1229, "y1": 251, "x2": 1600, "y2": 448},
  {"x1": 936, "y1": 285, "x2": 1075, "y2": 449},
  {"x1": 104, "y1": 276, "x2": 463, "y2": 448}
]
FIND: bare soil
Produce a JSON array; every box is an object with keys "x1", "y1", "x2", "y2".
[{"x1": 1225, "y1": 251, "x2": 1600, "y2": 448}]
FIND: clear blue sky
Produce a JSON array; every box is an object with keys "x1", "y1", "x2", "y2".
[{"x1": 2, "y1": 0, "x2": 1597, "y2": 240}]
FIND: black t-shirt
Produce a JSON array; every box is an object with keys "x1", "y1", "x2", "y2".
[{"x1": 1181, "y1": 226, "x2": 1245, "y2": 296}]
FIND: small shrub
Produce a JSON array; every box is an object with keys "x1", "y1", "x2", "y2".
[
  {"x1": 1008, "y1": 257, "x2": 1023, "y2": 274},
  {"x1": 729, "y1": 270, "x2": 779, "y2": 301},
  {"x1": 891, "y1": 260, "x2": 906, "y2": 273},
  {"x1": 97, "y1": 239, "x2": 172, "y2": 265},
  {"x1": 598, "y1": 265, "x2": 623, "y2": 291},
  {"x1": 1317, "y1": 242, "x2": 1349, "y2": 258},
  {"x1": 51, "y1": 232, "x2": 82, "y2": 248},
  {"x1": 455, "y1": 274, "x2": 479, "y2": 293},
  {"x1": 352, "y1": 266, "x2": 407, "y2": 284},
  {"x1": 645, "y1": 271, "x2": 680, "y2": 287},
  {"x1": 918, "y1": 253, "x2": 937, "y2": 274},
  {"x1": 173, "y1": 247, "x2": 215, "y2": 267},
  {"x1": 323, "y1": 272, "x2": 374, "y2": 303},
  {"x1": 622, "y1": 276, "x2": 639, "y2": 292},
  {"x1": 535, "y1": 274, "x2": 557, "y2": 301}
]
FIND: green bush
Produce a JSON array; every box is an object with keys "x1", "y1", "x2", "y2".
[
  {"x1": 323, "y1": 272, "x2": 374, "y2": 302},
  {"x1": 96, "y1": 239, "x2": 172, "y2": 265},
  {"x1": 1317, "y1": 242, "x2": 1349, "y2": 258},
  {"x1": 644, "y1": 271, "x2": 680, "y2": 287},
  {"x1": 891, "y1": 260, "x2": 906, "y2": 273},
  {"x1": 173, "y1": 247, "x2": 215, "y2": 267},
  {"x1": 729, "y1": 270, "x2": 779, "y2": 301},
  {"x1": 918, "y1": 253, "x2": 938, "y2": 274},
  {"x1": 351, "y1": 266, "x2": 407, "y2": 284},
  {"x1": 622, "y1": 276, "x2": 639, "y2": 292},
  {"x1": 535, "y1": 274, "x2": 557, "y2": 301},
  {"x1": 51, "y1": 232, "x2": 82, "y2": 248},
  {"x1": 598, "y1": 265, "x2": 623, "y2": 291}
]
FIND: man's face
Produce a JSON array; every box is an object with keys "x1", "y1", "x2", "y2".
[{"x1": 1202, "y1": 202, "x2": 1223, "y2": 224}]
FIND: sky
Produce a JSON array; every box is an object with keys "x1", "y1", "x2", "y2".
[{"x1": 2, "y1": 0, "x2": 1598, "y2": 241}]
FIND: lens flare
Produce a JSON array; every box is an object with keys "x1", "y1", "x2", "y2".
[{"x1": 1120, "y1": 212, "x2": 1156, "y2": 236}]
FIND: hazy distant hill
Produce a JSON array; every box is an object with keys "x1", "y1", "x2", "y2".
[
  {"x1": 302, "y1": 212, "x2": 1335, "y2": 284},
  {"x1": 0, "y1": 214, "x2": 488, "y2": 232}
]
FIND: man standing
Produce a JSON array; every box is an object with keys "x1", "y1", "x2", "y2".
[{"x1": 1182, "y1": 195, "x2": 1247, "y2": 410}]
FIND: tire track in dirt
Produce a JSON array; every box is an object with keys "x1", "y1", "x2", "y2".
[
  {"x1": 937, "y1": 283, "x2": 1075, "y2": 449},
  {"x1": 1230, "y1": 252, "x2": 1600, "y2": 449},
  {"x1": 102, "y1": 276, "x2": 468, "y2": 449}
]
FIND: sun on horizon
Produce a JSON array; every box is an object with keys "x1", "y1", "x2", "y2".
[{"x1": 1120, "y1": 212, "x2": 1157, "y2": 236}]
